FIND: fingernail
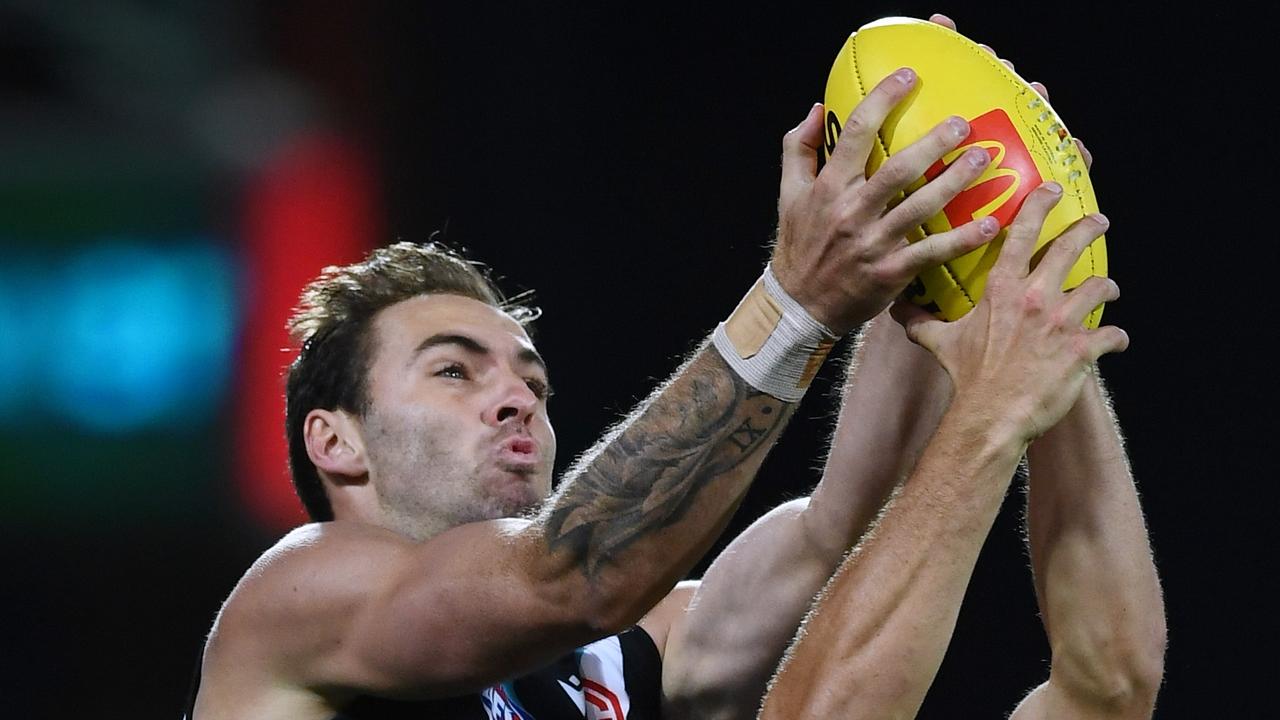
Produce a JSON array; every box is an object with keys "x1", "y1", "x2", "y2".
[
  {"x1": 948, "y1": 116, "x2": 969, "y2": 137},
  {"x1": 966, "y1": 147, "x2": 989, "y2": 167},
  {"x1": 1044, "y1": 182, "x2": 1063, "y2": 194},
  {"x1": 1093, "y1": 213, "x2": 1109, "y2": 228},
  {"x1": 980, "y1": 216, "x2": 1000, "y2": 234}
]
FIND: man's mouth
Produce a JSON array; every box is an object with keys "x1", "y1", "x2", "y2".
[
  {"x1": 496, "y1": 435, "x2": 540, "y2": 469},
  {"x1": 505, "y1": 437, "x2": 537, "y2": 455}
]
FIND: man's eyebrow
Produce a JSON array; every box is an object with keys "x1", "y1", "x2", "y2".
[
  {"x1": 410, "y1": 333, "x2": 548, "y2": 376},
  {"x1": 517, "y1": 347, "x2": 548, "y2": 377},
  {"x1": 410, "y1": 333, "x2": 490, "y2": 363}
]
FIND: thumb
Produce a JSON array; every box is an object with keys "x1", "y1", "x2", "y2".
[{"x1": 890, "y1": 298, "x2": 946, "y2": 352}]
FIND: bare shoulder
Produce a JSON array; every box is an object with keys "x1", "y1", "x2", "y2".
[
  {"x1": 638, "y1": 580, "x2": 700, "y2": 658},
  {"x1": 226, "y1": 523, "x2": 409, "y2": 623},
  {"x1": 202, "y1": 523, "x2": 413, "y2": 681}
]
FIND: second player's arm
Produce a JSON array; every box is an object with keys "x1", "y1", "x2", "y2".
[
  {"x1": 757, "y1": 395, "x2": 1028, "y2": 718},
  {"x1": 1008, "y1": 373, "x2": 1166, "y2": 719},
  {"x1": 759, "y1": 183, "x2": 1127, "y2": 719}
]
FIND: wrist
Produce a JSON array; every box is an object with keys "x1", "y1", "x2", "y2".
[
  {"x1": 712, "y1": 264, "x2": 840, "y2": 402},
  {"x1": 944, "y1": 392, "x2": 1032, "y2": 460}
]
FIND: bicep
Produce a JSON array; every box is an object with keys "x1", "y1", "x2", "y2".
[
  {"x1": 637, "y1": 581, "x2": 699, "y2": 659},
  {"x1": 660, "y1": 500, "x2": 838, "y2": 717},
  {"x1": 234, "y1": 521, "x2": 603, "y2": 700}
]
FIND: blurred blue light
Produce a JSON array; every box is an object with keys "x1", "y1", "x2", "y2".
[
  {"x1": 0, "y1": 274, "x2": 30, "y2": 416},
  {"x1": 1, "y1": 239, "x2": 239, "y2": 433}
]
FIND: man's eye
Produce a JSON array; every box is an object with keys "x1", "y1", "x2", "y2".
[
  {"x1": 526, "y1": 378, "x2": 553, "y2": 400},
  {"x1": 436, "y1": 364, "x2": 469, "y2": 380}
]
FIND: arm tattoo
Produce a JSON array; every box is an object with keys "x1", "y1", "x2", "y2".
[{"x1": 542, "y1": 349, "x2": 794, "y2": 576}]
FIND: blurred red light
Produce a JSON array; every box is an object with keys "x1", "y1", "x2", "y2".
[{"x1": 234, "y1": 131, "x2": 379, "y2": 531}]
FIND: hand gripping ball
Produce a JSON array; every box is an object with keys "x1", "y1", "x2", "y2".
[{"x1": 824, "y1": 17, "x2": 1107, "y2": 327}]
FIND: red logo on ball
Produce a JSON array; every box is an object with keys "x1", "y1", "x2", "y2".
[{"x1": 925, "y1": 108, "x2": 1042, "y2": 229}]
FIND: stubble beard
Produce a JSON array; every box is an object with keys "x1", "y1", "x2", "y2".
[{"x1": 363, "y1": 406, "x2": 544, "y2": 541}]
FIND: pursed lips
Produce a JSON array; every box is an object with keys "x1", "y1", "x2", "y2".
[{"x1": 494, "y1": 435, "x2": 541, "y2": 471}]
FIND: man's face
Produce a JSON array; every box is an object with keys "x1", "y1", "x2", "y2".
[{"x1": 358, "y1": 294, "x2": 556, "y2": 539}]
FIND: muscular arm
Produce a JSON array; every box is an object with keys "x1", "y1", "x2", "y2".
[
  {"x1": 659, "y1": 314, "x2": 952, "y2": 719},
  {"x1": 211, "y1": 344, "x2": 797, "y2": 704},
  {"x1": 1009, "y1": 373, "x2": 1166, "y2": 719},
  {"x1": 758, "y1": 400, "x2": 1027, "y2": 719}
]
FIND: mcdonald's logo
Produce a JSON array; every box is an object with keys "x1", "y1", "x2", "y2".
[{"x1": 925, "y1": 108, "x2": 1043, "y2": 230}]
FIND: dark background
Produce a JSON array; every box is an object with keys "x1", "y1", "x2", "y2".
[{"x1": 0, "y1": 1, "x2": 1270, "y2": 717}]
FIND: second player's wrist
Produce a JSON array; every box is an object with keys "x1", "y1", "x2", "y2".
[{"x1": 944, "y1": 391, "x2": 1034, "y2": 458}]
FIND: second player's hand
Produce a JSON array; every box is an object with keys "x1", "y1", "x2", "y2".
[
  {"x1": 770, "y1": 71, "x2": 1000, "y2": 335},
  {"x1": 892, "y1": 183, "x2": 1127, "y2": 442}
]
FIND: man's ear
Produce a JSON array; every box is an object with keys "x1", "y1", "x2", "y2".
[{"x1": 303, "y1": 408, "x2": 369, "y2": 479}]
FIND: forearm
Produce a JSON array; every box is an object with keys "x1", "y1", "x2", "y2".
[
  {"x1": 663, "y1": 498, "x2": 837, "y2": 719},
  {"x1": 805, "y1": 312, "x2": 953, "y2": 556},
  {"x1": 1020, "y1": 373, "x2": 1166, "y2": 714},
  {"x1": 760, "y1": 403, "x2": 1026, "y2": 719},
  {"x1": 530, "y1": 341, "x2": 796, "y2": 632}
]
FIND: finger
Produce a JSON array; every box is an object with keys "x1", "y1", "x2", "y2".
[
  {"x1": 823, "y1": 68, "x2": 917, "y2": 184},
  {"x1": 1030, "y1": 81, "x2": 1050, "y2": 100},
  {"x1": 928, "y1": 13, "x2": 957, "y2": 31},
  {"x1": 977, "y1": 42, "x2": 1008, "y2": 73},
  {"x1": 991, "y1": 182, "x2": 1064, "y2": 278},
  {"x1": 882, "y1": 145, "x2": 990, "y2": 232},
  {"x1": 1059, "y1": 275, "x2": 1119, "y2": 325},
  {"x1": 1084, "y1": 325, "x2": 1130, "y2": 360},
  {"x1": 890, "y1": 298, "x2": 947, "y2": 352},
  {"x1": 892, "y1": 215, "x2": 1000, "y2": 278},
  {"x1": 859, "y1": 114, "x2": 970, "y2": 206},
  {"x1": 1031, "y1": 213, "x2": 1109, "y2": 291},
  {"x1": 780, "y1": 103, "x2": 825, "y2": 201},
  {"x1": 1076, "y1": 138, "x2": 1093, "y2": 170}
]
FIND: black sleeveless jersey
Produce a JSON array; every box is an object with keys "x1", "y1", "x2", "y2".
[{"x1": 183, "y1": 626, "x2": 663, "y2": 719}]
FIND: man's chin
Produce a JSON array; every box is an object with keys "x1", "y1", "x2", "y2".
[{"x1": 483, "y1": 479, "x2": 545, "y2": 519}]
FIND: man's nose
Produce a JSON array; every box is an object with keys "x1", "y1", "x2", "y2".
[{"x1": 484, "y1": 374, "x2": 538, "y2": 427}]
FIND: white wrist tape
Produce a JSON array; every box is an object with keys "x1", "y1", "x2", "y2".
[{"x1": 712, "y1": 264, "x2": 839, "y2": 402}]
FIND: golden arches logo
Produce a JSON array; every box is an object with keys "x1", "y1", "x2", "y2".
[{"x1": 925, "y1": 109, "x2": 1042, "y2": 229}]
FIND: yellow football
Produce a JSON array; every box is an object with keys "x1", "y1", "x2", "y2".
[{"x1": 824, "y1": 17, "x2": 1107, "y2": 328}]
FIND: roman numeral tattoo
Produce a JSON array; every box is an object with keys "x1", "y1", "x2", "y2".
[{"x1": 542, "y1": 347, "x2": 795, "y2": 577}]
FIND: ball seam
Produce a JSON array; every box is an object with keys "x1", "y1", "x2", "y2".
[{"x1": 921, "y1": 20, "x2": 1097, "y2": 318}]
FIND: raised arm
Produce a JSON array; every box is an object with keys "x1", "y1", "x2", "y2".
[
  {"x1": 759, "y1": 183, "x2": 1127, "y2": 719},
  {"x1": 657, "y1": 62, "x2": 998, "y2": 717},
  {"x1": 1009, "y1": 373, "x2": 1166, "y2": 719}
]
